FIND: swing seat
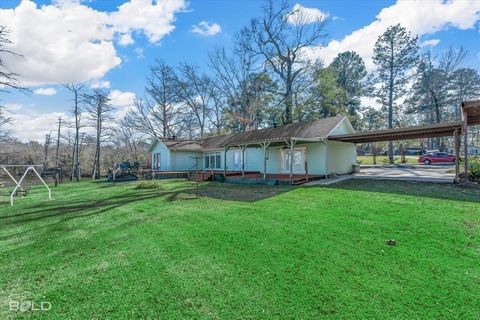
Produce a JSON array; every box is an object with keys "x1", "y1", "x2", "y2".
[{"x1": 10, "y1": 187, "x2": 31, "y2": 197}]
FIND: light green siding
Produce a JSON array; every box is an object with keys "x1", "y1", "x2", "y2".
[
  {"x1": 150, "y1": 141, "x2": 171, "y2": 171},
  {"x1": 304, "y1": 142, "x2": 326, "y2": 175},
  {"x1": 170, "y1": 151, "x2": 202, "y2": 171},
  {"x1": 326, "y1": 141, "x2": 356, "y2": 174}
]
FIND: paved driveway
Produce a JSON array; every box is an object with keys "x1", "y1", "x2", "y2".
[{"x1": 355, "y1": 165, "x2": 455, "y2": 183}]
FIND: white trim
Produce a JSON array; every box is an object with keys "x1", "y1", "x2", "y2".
[
  {"x1": 281, "y1": 147, "x2": 306, "y2": 174},
  {"x1": 326, "y1": 116, "x2": 355, "y2": 137}
]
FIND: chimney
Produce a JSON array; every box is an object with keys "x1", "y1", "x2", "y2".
[
  {"x1": 172, "y1": 135, "x2": 177, "y2": 140},
  {"x1": 273, "y1": 122, "x2": 278, "y2": 128}
]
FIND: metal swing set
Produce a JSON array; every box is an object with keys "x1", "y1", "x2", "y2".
[{"x1": 1, "y1": 165, "x2": 51, "y2": 206}]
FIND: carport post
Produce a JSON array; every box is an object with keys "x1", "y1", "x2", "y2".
[
  {"x1": 260, "y1": 142, "x2": 270, "y2": 180},
  {"x1": 240, "y1": 145, "x2": 247, "y2": 179},
  {"x1": 454, "y1": 129, "x2": 460, "y2": 184},
  {"x1": 223, "y1": 146, "x2": 229, "y2": 178},
  {"x1": 289, "y1": 139, "x2": 295, "y2": 183},
  {"x1": 463, "y1": 109, "x2": 469, "y2": 184}
]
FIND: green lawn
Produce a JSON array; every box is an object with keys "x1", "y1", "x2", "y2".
[
  {"x1": 357, "y1": 155, "x2": 420, "y2": 165},
  {"x1": 0, "y1": 180, "x2": 479, "y2": 319}
]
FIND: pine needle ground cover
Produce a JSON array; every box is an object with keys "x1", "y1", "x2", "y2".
[{"x1": 0, "y1": 180, "x2": 478, "y2": 319}]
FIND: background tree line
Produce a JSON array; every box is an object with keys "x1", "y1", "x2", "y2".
[{"x1": 1, "y1": 0, "x2": 479, "y2": 176}]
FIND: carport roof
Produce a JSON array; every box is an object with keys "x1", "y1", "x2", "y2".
[
  {"x1": 329, "y1": 121, "x2": 463, "y2": 144},
  {"x1": 462, "y1": 100, "x2": 480, "y2": 125}
]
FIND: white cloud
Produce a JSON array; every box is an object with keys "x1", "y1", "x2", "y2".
[
  {"x1": 118, "y1": 33, "x2": 135, "y2": 46},
  {"x1": 7, "y1": 90, "x2": 137, "y2": 141},
  {"x1": 33, "y1": 87, "x2": 57, "y2": 95},
  {"x1": 4, "y1": 103, "x2": 23, "y2": 112},
  {"x1": 110, "y1": 0, "x2": 186, "y2": 43},
  {"x1": 420, "y1": 39, "x2": 440, "y2": 47},
  {"x1": 304, "y1": 0, "x2": 480, "y2": 70},
  {"x1": 5, "y1": 108, "x2": 68, "y2": 142},
  {"x1": 0, "y1": 0, "x2": 186, "y2": 86},
  {"x1": 109, "y1": 89, "x2": 136, "y2": 107},
  {"x1": 134, "y1": 48, "x2": 145, "y2": 59},
  {"x1": 90, "y1": 80, "x2": 111, "y2": 89},
  {"x1": 191, "y1": 21, "x2": 221, "y2": 36},
  {"x1": 109, "y1": 90, "x2": 137, "y2": 119},
  {"x1": 288, "y1": 3, "x2": 329, "y2": 25}
]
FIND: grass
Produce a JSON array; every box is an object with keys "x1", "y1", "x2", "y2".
[
  {"x1": 357, "y1": 155, "x2": 419, "y2": 165},
  {"x1": 0, "y1": 179, "x2": 479, "y2": 319}
]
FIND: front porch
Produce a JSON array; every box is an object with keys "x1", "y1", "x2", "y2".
[{"x1": 224, "y1": 172, "x2": 323, "y2": 185}]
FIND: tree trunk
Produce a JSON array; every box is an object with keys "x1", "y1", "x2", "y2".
[
  {"x1": 284, "y1": 80, "x2": 293, "y2": 124},
  {"x1": 387, "y1": 66, "x2": 394, "y2": 164}
]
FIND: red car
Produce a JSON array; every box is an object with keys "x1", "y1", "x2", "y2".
[{"x1": 418, "y1": 152, "x2": 456, "y2": 165}]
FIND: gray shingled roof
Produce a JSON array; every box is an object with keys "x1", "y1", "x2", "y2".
[
  {"x1": 159, "y1": 139, "x2": 203, "y2": 151},
  {"x1": 157, "y1": 115, "x2": 346, "y2": 151}
]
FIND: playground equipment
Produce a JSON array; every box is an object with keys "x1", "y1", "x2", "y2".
[
  {"x1": 0, "y1": 165, "x2": 51, "y2": 206},
  {"x1": 108, "y1": 161, "x2": 140, "y2": 182}
]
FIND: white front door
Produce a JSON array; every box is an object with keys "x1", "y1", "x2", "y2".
[
  {"x1": 281, "y1": 148, "x2": 305, "y2": 174},
  {"x1": 233, "y1": 150, "x2": 242, "y2": 171}
]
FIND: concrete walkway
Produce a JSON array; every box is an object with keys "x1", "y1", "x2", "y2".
[
  {"x1": 354, "y1": 166, "x2": 454, "y2": 183},
  {"x1": 305, "y1": 166, "x2": 454, "y2": 186},
  {"x1": 305, "y1": 175, "x2": 353, "y2": 186}
]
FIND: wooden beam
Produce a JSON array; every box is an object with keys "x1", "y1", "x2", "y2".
[
  {"x1": 241, "y1": 145, "x2": 246, "y2": 179},
  {"x1": 289, "y1": 139, "x2": 295, "y2": 184},
  {"x1": 223, "y1": 146, "x2": 229, "y2": 178},
  {"x1": 305, "y1": 148, "x2": 308, "y2": 182},
  {"x1": 454, "y1": 129, "x2": 460, "y2": 184},
  {"x1": 463, "y1": 113, "x2": 469, "y2": 184},
  {"x1": 261, "y1": 142, "x2": 270, "y2": 180}
]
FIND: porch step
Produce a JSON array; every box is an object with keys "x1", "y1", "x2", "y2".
[{"x1": 188, "y1": 172, "x2": 212, "y2": 182}]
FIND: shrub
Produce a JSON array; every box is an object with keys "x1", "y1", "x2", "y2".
[
  {"x1": 136, "y1": 181, "x2": 165, "y2": 190},
  {"x1": 468, "y1": 156, "x2": 480, "y2": 182}
]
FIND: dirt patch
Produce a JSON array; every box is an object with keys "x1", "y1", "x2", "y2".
[{"x1": 189, "y1": 183, "x2": 291, "y2": 202}]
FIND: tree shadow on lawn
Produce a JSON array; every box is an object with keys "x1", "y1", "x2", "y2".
[
  {"x1": 0, "y1": 183, "x2": 291, "y2": 227},
  {"x1": 316, "y1": 179, "x2": 480, "y2": 203},
  {"x1": 190, "y1": 182, "x2": 291, "y2": 202}
]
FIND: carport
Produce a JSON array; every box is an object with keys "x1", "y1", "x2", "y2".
[{"x1": 329, "y1": 100, "x2": 480, "y2": 184}]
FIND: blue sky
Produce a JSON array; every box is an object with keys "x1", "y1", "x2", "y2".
[{"x1": 0, "y1": 0, "x2": 479, "y2": 141}]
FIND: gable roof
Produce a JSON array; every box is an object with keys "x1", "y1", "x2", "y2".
[{"x1": 152, "y1": 115, "x2": 348, "y2": 152}]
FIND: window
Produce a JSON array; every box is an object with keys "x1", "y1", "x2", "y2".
[
  {"x1": 153, "y1": 153, "x2": 161, "y2": 170},
  {"x1": 205, "y1": 155, "x2": 209, "y2": 169},
  {"x1": 204, "y1": 152, "x2": 221, "y2": 169},
  {"x1": 215, "y1": 153, "x2": 221, "y2": 169}
]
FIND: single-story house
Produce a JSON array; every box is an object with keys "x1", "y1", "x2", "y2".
[{"x1": 148, "y1": 115, "x2": 357, "y2": 178}]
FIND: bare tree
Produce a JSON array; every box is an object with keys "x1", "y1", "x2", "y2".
[
  {"x1": 125, "y1": 60, "x2": 184, "y2": 140},
  {"x1": 0, "y1": 105, "x2": 11, "y2": 141},
  {"x1": 115, "y1": 118, "x2": 144, "y2": 164},
  {"x1": 0, "y1": 26, "x2": 24, "y2": 140},
  {"x1": 146, "y1": 60, "x2": 183, "y2": 137},
  {"x1": 83, "y1": 89, "x2": 114, "y2": 179},
  {"x1": 0, "y1": 26, "x2": 22, "y2": 93},
  {"x1": 63, "y1": 83, "x2": 85, "y2": 181},
  {"x1": 176, "y1": 63, "x2": 212, "y2": 138},
  {"x1": 237, "y1": 0, "x2": 327, "y2": 124},
  {"x1": 209, "y1": 45, "x2": 274, "y2": 131}
]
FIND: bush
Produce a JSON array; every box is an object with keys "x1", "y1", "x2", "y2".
[
  {"x1": 136, "y1": 181, "x2": 165, "y2": 190},
  {"x1": 468, "y1": 156, "x2": 480, "y2": 182}
]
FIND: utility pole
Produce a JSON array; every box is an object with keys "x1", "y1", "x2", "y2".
[
  {"x1": 43, "y1": 132, "x2": 51, "y2": 168},
  {"x1": 54, "y1": 117, "x2": 62, "y2": 186}
]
